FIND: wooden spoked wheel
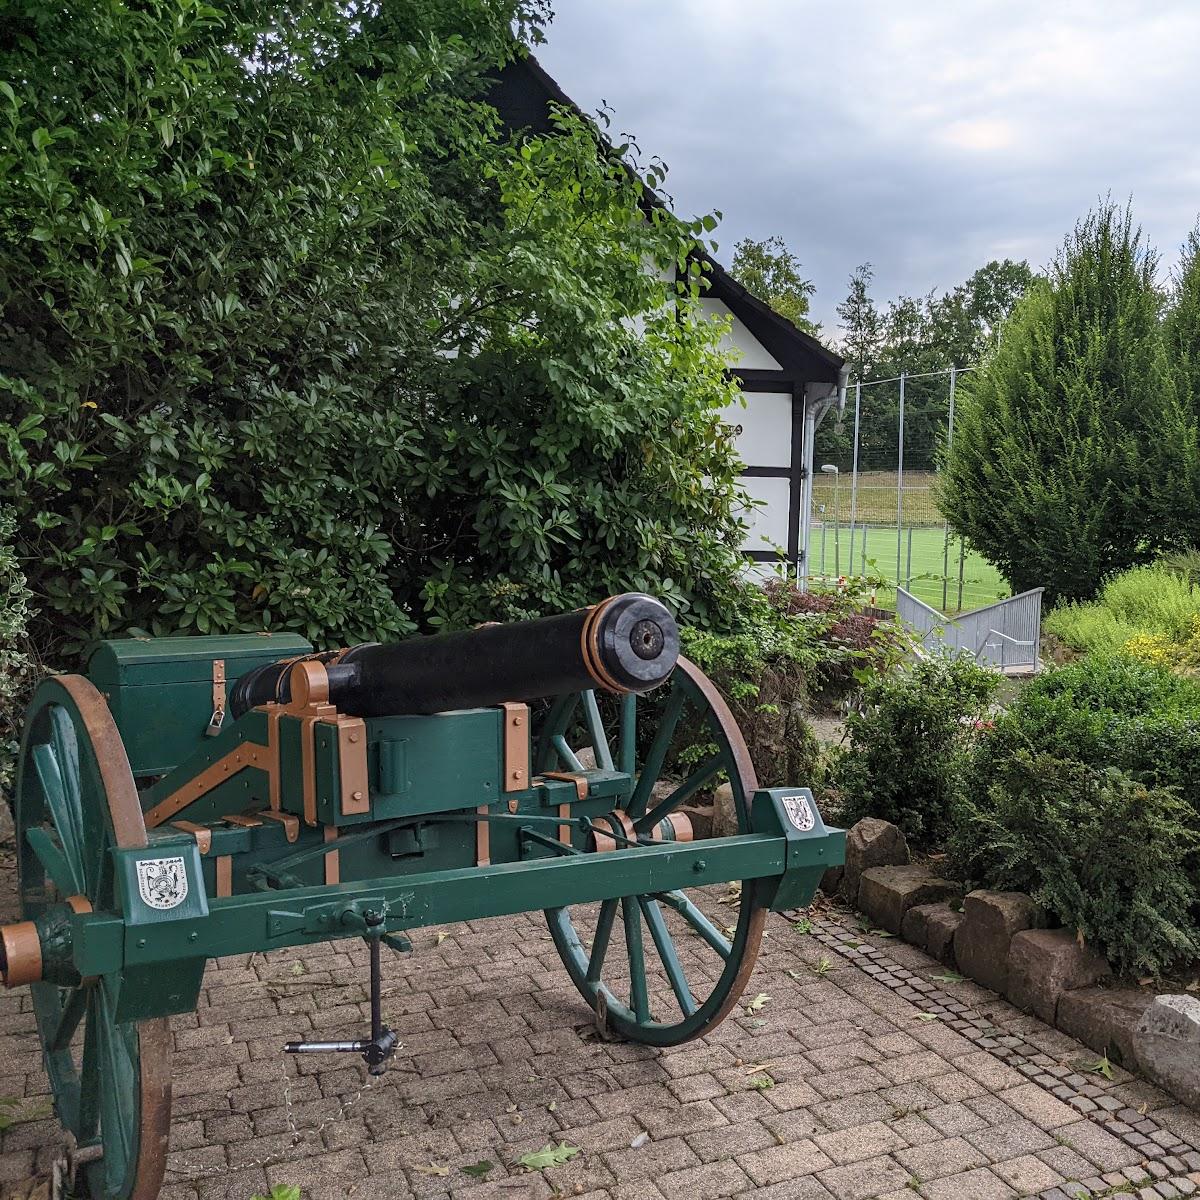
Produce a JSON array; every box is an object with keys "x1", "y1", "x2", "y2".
[
  {"x1": 539, "y1": 657, "x2": 765, "y2": 1046},
  {"x1": 14, "y1": 676, "x2": 171, "y2": 1200}
]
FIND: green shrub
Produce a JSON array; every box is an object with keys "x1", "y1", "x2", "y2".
[
  {"x1": 0, "y1": 507, "x2": 36, "y2": 802},
  {"x1": 969, "y1": 655, "x2": 1200, "y2": 801},
  {"x1": 830, "y1": 654, "x2": 998, "y2": 845},
  {"x1": 1043, "y1": 605, "x2": 1143, "y2": 657},
  {"x1": 949, "y1": 753, "x2": 1199, "y2": 977},
  {"x1": 679, "y1": 583, "x2": 901, "y2": 787},
  {"x1": 0, "y1": 3, "x2": 752, "y2": 666}
]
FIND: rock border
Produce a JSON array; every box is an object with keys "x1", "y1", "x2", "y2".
[{"x1": 833, "y1": 818, "x2": 1198, "y2": 1120}]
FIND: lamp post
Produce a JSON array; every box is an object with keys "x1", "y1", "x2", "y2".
[{"x1": 821, "y1": 465, "x2": 840, "y2": 580}]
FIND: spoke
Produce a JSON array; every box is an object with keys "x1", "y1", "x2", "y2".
[
  {"x1": 586, "y1": 898, "x2": 619, "y2": 984},
  {"x1": 50, "y1": 985, "x2": 89, "y2": 1053},
  {"x1": 76, "y1": 995, "x2": 101, "y2": 1145},
  {"x1": 94, "y1": 991, "x2": 135, "y2": 1185},
  {"x1": 581, "y1": 691, "x2": 614, "y2": 771},
  {"x1": 639, "y1": 898, "x2": 697, "y2": 1017},
  {"x1": 657, "y1": 890, "x2": 733, "y2": 961},
  {"x1": 622, "y1": 898, "x2": 651, "y2": 1023},
  {"x1": 619, "y1": 693, "x2": 636, "y2": 775},
  {"x1": 32, "y1": 742, "x2": 84, "y2": 891},
  {"x1": 26, "y1": 826, "x2": 83, "y2": 896},
  {"x1": 634, "y1": 750, "x2": 727, "y2": 834},
  {"x1": 628, "y1": 686, "x2": 688, "y2": 818},
  {"x1": 551, "y1": 734, "x2": 586, "y2": 773}
]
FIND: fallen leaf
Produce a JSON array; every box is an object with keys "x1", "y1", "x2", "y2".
[
  {"x1": 435, "y1": 931, "x2": 449, "y2": 946},
  {"x1": 743, "y1": 1062, "x2": 778, "y2": 1075},
  {"x1": 1080, "y1": 1055, "x2": 1113, "y2": 1081},
  {"x1": 1138, "y1": 1102, "x2": 1148, "y2": 1116},
  {"x1": 745, "y1": 992, "x2": 770, "y2": 1014},
  {"x1": 749, "y1": 1074, "x2": 774, "y2": 1090},
  {"x1": 290, "y1": 961, "x2": 305, "y2": 976},
  {"x1": 516, "y1": 1143, "x2": 580, "y2": 1171},
  {"x1": 930, "y1": 972, "x2": 964, "y2": 984},
  {"x1": 913, "y1": 1013, "x2": 940, "y2": 1022},
  {"x1": 461, "y1": 1161, "x2": 493, "y2": 1179},
  {"x1": 413, "y1": 1163, "x2": 449, "y2": 1177},
  {"x1": 869, "y1": 928, "x2": 896, "y2": 939}
]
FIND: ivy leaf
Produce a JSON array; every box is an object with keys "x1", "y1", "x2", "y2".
[
  {"x1": 1080, "y1": 1055, "x2": 1114, "y2": 1080},
  {"x1": 516, "y1": 1143, "x2": 580, "y2": 1170}
]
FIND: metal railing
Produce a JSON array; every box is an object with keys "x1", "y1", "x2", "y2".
[{"x1": 896, "y1": 587, "x2": 1044, "y2": 672}]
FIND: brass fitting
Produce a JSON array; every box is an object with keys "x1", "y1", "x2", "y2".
[{"x1": 0, "y1": 920, "x2": 42, "y2": 988}]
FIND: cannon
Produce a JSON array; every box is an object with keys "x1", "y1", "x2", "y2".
[{"x1": 1, "y1": 594, "x2": 843, "y2": 1200}]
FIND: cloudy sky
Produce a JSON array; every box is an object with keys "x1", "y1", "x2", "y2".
[{"x1": 535, "y1": 1, "x2": 1200, "y2": 334}]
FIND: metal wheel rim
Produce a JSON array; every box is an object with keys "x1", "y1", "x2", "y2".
[
  {"x1": 15, "y1": 675, "x2": 171, "y2": 1200},
  {"x1": 542, "y1": 657, "x2": 766, "y2": 1046}
]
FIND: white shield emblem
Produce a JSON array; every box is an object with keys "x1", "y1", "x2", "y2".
[
  {"x1": 136, "y1": 857, "x2": 189, "y2": 911},
  {"x1": 782, "y1": 793, "x2": 816, "y2": 832}
]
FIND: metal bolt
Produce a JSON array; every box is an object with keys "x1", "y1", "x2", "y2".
[
  {"x1": 352, "y1": 791, "x2": 364, "y2": 801},
  {"x1": 349, "y1": 733, "x2": 359, "y2": 743},
  {"x1": 693, "y1": 860, "x2": 707, "y2": 873},
  {"x1": 512, "y1": 715, "x2": 523, "y2": 726},
  {"x1": 512, "y1": 770, "x2": 522, "y2": 780},
  {"x1": 137, "y1": 938, "x2": 146, "y2": 948},
  {"x1": 189, "y1": 932, "x2": 198, "y2": 942}
]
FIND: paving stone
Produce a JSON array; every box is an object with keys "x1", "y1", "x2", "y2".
[
  {"x1": 991, "y1": 1153, "x2": 1066, "y2": 1192},
  {"x1": 920, "y1": 1166, "x2": 1018, "y2": 1199},
  {"x1": 857, "y1": 866, "x2": 960, "y2": 936},
  {"x1": 816, "y1": 1154, "x2": 912, "y2": 1200},
  {"x1": 812, "y1": 1120, "x2": 906, "y2": 1165},
  {"x1": 736, "y1": 1139, "x2": 834, "y2": 1186},
  {"x1": 895, "y1": 1135, "x2": 990, "y2": 1180},
  {"x1": 955, "y1": 890, "x2": 1043, "y2": 994},
  {"x1": 839, "y1": 818, "x2": 909, "y2": 905},
  {"x1": 655, "y1": 1158, "x2": 754, "y2": 1200}
]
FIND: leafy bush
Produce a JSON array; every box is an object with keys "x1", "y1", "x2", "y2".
[
  {"x1": 968, "y1": 654, "x2": 1200, "y2": 802},
  {"x1": 679, "y1": 582, "x2": 900, "y2": 787},
  {"x1": 830, "y1": 654, "x2": 998, "y2": 845},
  {"x1": 949, "y1": 754, "x2": 1199, "y2": 977},
  {"x1": 0, "y1": 2, "x2": 753, "y2": 666},
  {"x1": 0, "y1": 508, "x2": 36, "y2": 802}
]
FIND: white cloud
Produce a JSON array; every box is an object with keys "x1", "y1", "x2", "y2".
[{"x1": 535, "y1": 1, "x2": 1200, "y2": 328}]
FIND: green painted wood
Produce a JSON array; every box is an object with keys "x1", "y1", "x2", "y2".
[
  {"x1": 581, "y1": 691, "x2": 614, "y2": 771},
  {"x1": 639, "y1": 897, "x2": 696, "y2": 1017},
  {"x1": 626, "y1": 686, "x2": 688, "y2": 819},
  {"x1": 585, "y1": 898, "x2": 619, "y2": 984},
  {"x1": 657, "y1": 890, "x2": 732, "y2": 960},
  {"x1": 622, "y1": 898, "x2": 650, "y2": 1023},
  {"x1": 633, "y1": 749, "x2": 727, "y2": 835},
  {"x1": 618, "y1": 693, "x2": 636, "y2": 776}
]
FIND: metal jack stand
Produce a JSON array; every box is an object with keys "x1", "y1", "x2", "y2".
[{"x1": 283, "y1": 911, "x2": 404, "y2": 1076}]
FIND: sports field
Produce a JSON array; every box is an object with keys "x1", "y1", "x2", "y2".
[{"x1": 810, "y1": 522, "x2": 1007, "y2": 613}]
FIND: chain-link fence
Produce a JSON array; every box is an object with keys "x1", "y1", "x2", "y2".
[{"x1": 807, "y1": 367, "x2": 1008, "y2": 613}]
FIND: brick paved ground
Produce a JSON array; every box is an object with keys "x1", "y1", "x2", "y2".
[{"x1": 4, "y1": 879, "x2": 1200, "y2": 1200}]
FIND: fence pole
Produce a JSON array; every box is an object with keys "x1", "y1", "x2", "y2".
[
  {"x1": 848, "y1": 380, "x2": 861, "y2": 578},
  {"x1": 941, "y1": 365, "x2": 956, "y2": 611},
  {"x1": 957, "y1": 537, "x2": 966, "y2": 611},
  {"x1": 896, "y1": 372, "x2": 906, "y2": 590},
  {"x1": 905, "y1": 525, "x2": 913, "y2": 590}
]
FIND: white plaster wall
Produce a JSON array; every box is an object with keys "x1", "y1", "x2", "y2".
[
  {"x1": 719, "y1": 391, "x2": 792, "y2": 470},
  {"x1": 735, "y1": 475, "x2": 792, "y2": 554},
  {"x1": 699, "y1": 297, "x2": 781, "y2": 370}
]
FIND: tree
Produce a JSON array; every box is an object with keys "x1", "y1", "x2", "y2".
[
  {"x1": 835, "y1": 263, "x2": 884, "y2": 379},
  {"x1": 730, "y1": 235, "x2": 818, "y2": 334},
  {"x1": 1165, "y1": 226, "x2": 1200, "y2": 423},
  {"x1": 940, "y1": 203, "x2": 1194, "y2": 602},
  {"x1": 0, "y1": 1, "x2": 752, "y2": 664},
  {"x1": 926, "y1": 260, "x2": 1035, "y2": 367}
]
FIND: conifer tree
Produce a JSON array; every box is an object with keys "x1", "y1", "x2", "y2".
[{"x1": 941, "y1": 203, "x2": 1192, "y2": 602}]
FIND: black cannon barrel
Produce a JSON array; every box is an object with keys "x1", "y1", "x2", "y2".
[{"x1": 228, "y1": 593, "x2": 679, "y2": 719}]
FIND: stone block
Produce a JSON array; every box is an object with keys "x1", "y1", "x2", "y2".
[
  {"x1": 1005, "y1": 929, "x2": 1110, "y2": 1023},
  {"x1": 953, "y1": 890, "x2": 1042, "y2": 995},
  {"x1": 1134, "y1": 995, "x2": 1200, "y2": 1108},
  {"x1": 820, "y1": 865, "x2": 845, "y2": 895},
  {"x1": 901, "y1": 902, "x2": 963, "y2": 965},
  {"x1": 712, "y1": 782, "x2": 737, "y2": 839},
  {"x1": 839, "y1": 818, "x2": 909, "y2": 905},
  {"x1": 1057, "y1": 986, "x2": 1154, "y2": 1067},
  {"x1": 857, "y1": 866, "x2": 960, "y2": 935},
  {"x1": 679, "y1": 803, "x2": 713, "y2": 840}
]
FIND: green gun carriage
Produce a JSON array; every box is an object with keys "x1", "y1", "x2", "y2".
[{"x1": 1, "y1": 594, "x2": 843, "y2": 1199}]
